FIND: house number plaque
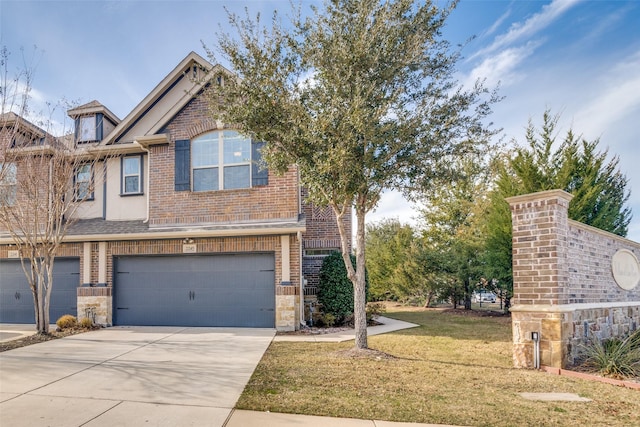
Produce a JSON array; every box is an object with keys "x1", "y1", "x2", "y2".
[{"x1": 182, "y1": 244, "x2": 197, "y2": 253}]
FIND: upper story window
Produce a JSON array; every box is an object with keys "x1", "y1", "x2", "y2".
[
  {"x1": 0, "y1": 162, "x2": 17, "y2": 206},
  {"x1": 79, "y1": 116, "x2": 97, "y2": 142},
  {"x1": 75, "y1": 113, "x2": 106, "y2": 143},
  {"x1": 74, "y1": 164, "x2": 94, "y2": 200},
  {"x1": 121, "y1": 155, "x2": 143, "y2": 195},
  {"x1": 192, "y1": 130, "x2": 251, "y2": 191},
  {"x1": 174, "y1": 130, "x2": 268, "y2": 192}
]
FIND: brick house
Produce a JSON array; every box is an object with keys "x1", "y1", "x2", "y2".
[{"x1": 0, "y1": 51, "x2": 350, "y2": 331}]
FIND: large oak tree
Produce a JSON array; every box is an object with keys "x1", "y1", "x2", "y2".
[{"x1": 206, "y1": 0, "x2": 498, "y2": 349}]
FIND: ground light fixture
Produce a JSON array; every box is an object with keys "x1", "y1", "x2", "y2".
[{"x1": 531, "y1": 331, "x2": 540, "y2": 369}]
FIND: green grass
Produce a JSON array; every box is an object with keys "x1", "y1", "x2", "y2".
[{"x1": 237, "y1": 306, "x2": 640, "y2": 427}]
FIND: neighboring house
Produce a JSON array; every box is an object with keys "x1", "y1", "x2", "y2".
[{"x1": 0, "y1": 51, "x2": 350, "y2": 331}]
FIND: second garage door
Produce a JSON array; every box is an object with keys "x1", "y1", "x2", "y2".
[
  {"x1": 0, "y1": 258, "x2": 80, "y2": 324},
  {"x1": 113, "y1": 253, "x2": 275, "y2": 327}
]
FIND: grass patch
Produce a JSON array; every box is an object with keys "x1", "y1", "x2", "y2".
[{"x1": 237, "y1": 306, "x2": 640, "y2": 426}]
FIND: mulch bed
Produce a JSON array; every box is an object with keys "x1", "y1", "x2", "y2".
[{"x1": 276, "y1": 319, "x2": 382, "y2": 336}]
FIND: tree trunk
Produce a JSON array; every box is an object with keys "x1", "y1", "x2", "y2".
[
  {"x1": 43, "y1": 259, "x2": 54, "y2": 334},
  {"x1": 424, "y1": 291, "x2": 434, "y2": 308},
  {"x1": 36, "y1": 273, "x2": 45, "y2": 333},
  {"x1": 353, "y1": 207, "x2": 367, "y2": 350},
  {"x1": 331, "y1": 200, "x2": 368, "y2": 350},
  {"x1": 464, "y1": 277, "x2": 471, "y2": 310}
]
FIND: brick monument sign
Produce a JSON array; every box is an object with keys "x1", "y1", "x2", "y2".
[{"x1": 507, "y1": 189, "x2": 640, "y2": 368}]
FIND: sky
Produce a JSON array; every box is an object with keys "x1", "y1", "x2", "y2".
[{"x1": 1, "y1": 0, "x2": 639, "y2": 240}]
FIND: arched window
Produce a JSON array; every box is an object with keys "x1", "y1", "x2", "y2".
[
  {"x1": 192, "y1": 130, "x2": 251, "y2": 191},
  {"x1": 174, "y1": 131, "x2": 267, "y2": 192}
]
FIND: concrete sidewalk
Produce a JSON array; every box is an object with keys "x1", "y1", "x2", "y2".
[
  {"x1": 273, "y1": 316, "x2": 420, "y2": 342},
  {"x1": 0, "y1": 323, "x2": 37, "y2": 343},
  {"x1": 226, "y1": 409, "x2": 464, "y2": 427}
]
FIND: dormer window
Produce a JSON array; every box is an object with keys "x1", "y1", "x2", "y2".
[
  {"x1": 75, "y1": 113, "x2": 105, "y2": 143},
  {"x1": 79, "y1": 116, "x2": 97, "y2": 142},
  {"x1": 69, "y1": 101, "x2": 119, "y2": 144}
]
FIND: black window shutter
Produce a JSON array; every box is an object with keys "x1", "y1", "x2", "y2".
[
  {"x1": 174, "y1": 139, "x2": 191, "y2": 191},
  {"x1": 251, "y1": 141, "x2": 268, "y2": 187},
  {"x1": 74, "y1": 118, "x2": 80, "y2": 142},
  {"x1": 96, "y1": 113, "x2": 104, "y2": 140}
]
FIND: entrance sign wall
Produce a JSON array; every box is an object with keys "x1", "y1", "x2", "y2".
[{"x1": 507, "y1": 190, "x2": 640, "y2": 369}]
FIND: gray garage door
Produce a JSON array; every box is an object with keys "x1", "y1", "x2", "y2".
[
  {"x1": 0, "y1": 258, "x2": 80, "y2": 324},
  {"x1": 113, "y1": 253, "x2": 275, "y2": 327}
]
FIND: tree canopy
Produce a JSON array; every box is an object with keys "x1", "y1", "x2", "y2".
[{"x1": 206, "y1": 0, "x2": 499, "y2": 348}]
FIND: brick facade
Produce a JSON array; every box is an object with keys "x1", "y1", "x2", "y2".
[
  {"x1": 300, "y1": 188, "x2": 352, "y2": 318},
  {"x1": 69, "y1": 234, "x2": 301, "y2": 329},
  {"x1": 508, "y1": 190, "x2": 640, "y2": 368},
  {"x1": 150, "y1": 97, "x2": 300, "y2": 227},
  {"x1": 0, "y1": 52, "x2": 350, "y2": 331}
]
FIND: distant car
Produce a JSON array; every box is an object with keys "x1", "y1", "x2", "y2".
[
  {"x1": 473, "y1": 292, "x2": 496, "y2": 303},
  {"x1": 481, "y1": 293, "x2": 496, "y2": 303}
]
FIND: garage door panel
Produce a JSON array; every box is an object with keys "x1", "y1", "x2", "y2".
[
  {"x1": 0, "y1": 258, "x2": 79, "y2": 324},
  {"x1": 114, "y1": 254, "x2": 275, "y2": 327}
]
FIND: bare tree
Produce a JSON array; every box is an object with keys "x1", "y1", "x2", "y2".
[{"x1": 1, "y1": 47, "x2": 102, "y2": 334}]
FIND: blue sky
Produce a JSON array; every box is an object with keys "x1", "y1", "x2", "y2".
[{"x1": 2, "y1": 0, "x2": 640, "y2": 240}]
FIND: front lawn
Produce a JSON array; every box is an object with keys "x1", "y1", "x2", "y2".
[{"x1": 237, "y1": 305, "x2": 640, "y2": 427}]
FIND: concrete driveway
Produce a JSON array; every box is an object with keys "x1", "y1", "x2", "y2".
[{"x1": 0, "y1": 326, "x2": 275, "y2": 426}]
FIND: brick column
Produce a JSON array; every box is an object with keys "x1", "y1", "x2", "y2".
[{"x1": 506, "y1": 190, "x2": 573, "y2": 368}]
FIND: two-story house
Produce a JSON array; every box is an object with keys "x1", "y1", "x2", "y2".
[{"x1": 0, "y1": 52, "x2": 350, "y2": 331}]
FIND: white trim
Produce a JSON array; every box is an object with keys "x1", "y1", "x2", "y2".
[
  {"x1": 98, "y1": 242, "x2": 107, "y2": 284},
  {"x1": 281, "y1": 235, "x2": 290, "y2": 282},
  {"x1": 511, "y1": 301, "x2": 640, "y2": 313},
  {"x1": 83, "y1": 242, "x2": 91, "y2": 284}
]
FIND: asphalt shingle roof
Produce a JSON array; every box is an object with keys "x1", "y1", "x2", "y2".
[{"x1": 66, "y1": 216, "x2": 306, "y2": 237}]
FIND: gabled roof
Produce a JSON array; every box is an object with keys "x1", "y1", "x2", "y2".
[
  {"x1": 0, "y1": 112, "x2": 48, "y2": 139},
  {"x1": 67, "y1": 100, "x2": 120, "y2": 125},
  {"x1": 101, "y1": 51, "x2": 233, "y2": 146}
]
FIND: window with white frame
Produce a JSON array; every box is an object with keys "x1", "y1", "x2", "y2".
[
  {"x1": 121, "y1": 156, "x2": 142, "y2": 195},
  {"x1": 75, "y1": 164, "x2": 93, "y2": 200},
  {"x1": 0, "y1": 163, "x2": 17, "y2": 206},
  {"x1": 192, "y1": 130, "x2": 251, "y2": 191}
]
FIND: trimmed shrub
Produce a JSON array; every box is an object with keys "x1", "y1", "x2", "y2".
[
  {"x1": 56, "y1": 314, "x2": 77, "y2": 330},
  {"x1": 319, "y1": 313, "x2": 337, "y2": 327},
  {"x1": 318, "y1": 251, "x2": 368, "y2": 323},
  {"x1": 79, "y1": 317, "x2": 93, "y2": 328},
  {"x1": 366, "y1": 302, "x2": 386, "y2": 322}
]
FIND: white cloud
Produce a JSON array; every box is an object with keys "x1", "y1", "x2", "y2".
[
  {"x1": 464, "y1": 41, "x2": 540, "y2": 89},
  {"x1": 484, "y1": 8, "x2": 512, "y2": 37},
  {"x1": 366, "y1": 190, "x2": 421, "y2": 226},
  {"x1": 573, "y1": 50, "x2": 640, "y2": 137},
  {"x1": 470, "y1": 0, "x2": 581, "y2": 61}
]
